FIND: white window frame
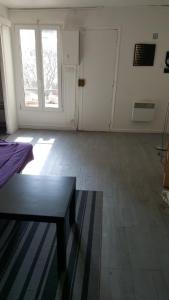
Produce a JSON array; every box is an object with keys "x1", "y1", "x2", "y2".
[{"x1": 14, "y1": 24, "x2": 63, "y2": 112}]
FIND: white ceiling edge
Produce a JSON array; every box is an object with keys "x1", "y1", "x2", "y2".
[
  {"x1": 0, "y1": 0, "x2": 169, "y2": 10},
  {"x1": 6, "y1": 5, "x2": 169, "y2": 12}
]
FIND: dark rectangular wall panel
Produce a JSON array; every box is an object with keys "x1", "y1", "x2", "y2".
[{"x1": 133, "y1": 44, "x2": 156, "y2": 66}]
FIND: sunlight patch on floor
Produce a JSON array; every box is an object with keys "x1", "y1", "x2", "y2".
[
  {"x1": 15, "y1": 137, "x2": 34, "y2": 143},
  {"x1": 37, "y1": 138, "x2": 55, "y2": 144},
  {"x1": 22, "y1": 138, "x2": 55, "y2": 175}
]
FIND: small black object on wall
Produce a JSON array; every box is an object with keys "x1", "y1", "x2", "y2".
[
  {"x1": 164, "y1": 51, "x2": 169, "y2": 73},
  {"x1": 133, "y1": 44, "x2": 156, "y2": 66}
]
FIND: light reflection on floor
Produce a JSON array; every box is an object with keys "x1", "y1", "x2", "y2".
[
  {"x1": 15, "y1": 137, "x2": 34, "y2": 143},
  {"x1": 15, "y1": 137, "x2": 55, "y2": 175}
]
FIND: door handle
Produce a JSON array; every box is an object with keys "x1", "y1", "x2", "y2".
[{"x1": 78, "y1": 79, "x2": 86, "y2": 87}]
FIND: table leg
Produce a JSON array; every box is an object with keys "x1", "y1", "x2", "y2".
[
  {"x1": 57, "y1": 219, "x2": 66, "y2": 271},
  {"x1": 69, "y1": 188, "x2": 76, "y2": 226}
]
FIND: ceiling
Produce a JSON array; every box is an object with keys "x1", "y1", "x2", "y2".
[{"x1": 0, "y1": 0, "x2": 169, "y2": 9}]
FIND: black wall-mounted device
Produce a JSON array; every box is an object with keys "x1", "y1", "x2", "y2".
[
  {"x1": 78, "y1": 79, "x2": 86, "y2": 87},
  {"x1": 133, "y1": 44, "x2": 156, "y2": 66},
  {"x1": 164, "y1": 51, "x2": 169, "y2": 73}
]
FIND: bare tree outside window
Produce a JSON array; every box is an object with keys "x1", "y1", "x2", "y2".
[
  {"x1": 42, "y1": 30, "x2": 59, "y2": 108},
  {"x1": 20, "y1": 29, "x2": 59, "y2": 108},
  {"x1": 20, "y1": 29, "x2": 38, "y2": 107}
]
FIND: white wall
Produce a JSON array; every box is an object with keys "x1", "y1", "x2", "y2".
[
  {"x1": 0, "y1": 4, "x2": 8, "y2": 19},
  {"x1": 9, "y1": 6, "x2": 169, "y2": 132}
]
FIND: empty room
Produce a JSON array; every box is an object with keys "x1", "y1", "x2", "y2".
[{"x1": 0, "y1": 0, "x2": 169, "y2": 299}]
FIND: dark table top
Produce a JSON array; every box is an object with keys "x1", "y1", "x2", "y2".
[{"x1": 0, "y1": 174, "x2": 76, "y2": 222}]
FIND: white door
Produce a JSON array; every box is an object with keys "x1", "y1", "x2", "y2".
[{"x1": 78, "y1": 29, "x2": 118, "y2": 131}]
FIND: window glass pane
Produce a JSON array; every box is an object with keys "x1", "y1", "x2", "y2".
[
  {"x1": 41, "y1": 30, "x2": 59, "y2": 108},
  {"x1": 20, "y1": 29, "x2": 39, "y2": 107},
  {"x1": 24, "y1": 89, "x2": 38, "y2": 108}
]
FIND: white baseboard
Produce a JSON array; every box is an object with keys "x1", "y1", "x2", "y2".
[
  {"x1": 18, "y1": 124, "x2": 163, "y2": 134},
  {"x1": 18, "y1": 124, "x2": 76, "y2": 131},
  {"x1": 110, "y1": 128, "x2": 162, "y2": 133}
]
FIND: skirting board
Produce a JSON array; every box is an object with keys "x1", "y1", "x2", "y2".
[
  {"x1": 18, "y1": 124, "x2": 77, "y2": 131},
  {"x1": 110, "y1": 128, "x2": 163, "y2": 133},
  {"x1": 19, "y1": 124, "x2": 163, "y2": 134},
  {"x1": 79, "y1": 128, "x2": 163, "y2": 133}
]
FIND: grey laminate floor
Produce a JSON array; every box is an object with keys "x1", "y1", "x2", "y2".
[{"x1": 8, "y1": 130, "x2": 169, "y2": 300}]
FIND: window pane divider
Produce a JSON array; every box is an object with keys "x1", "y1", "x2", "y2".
[{"x1": 35, "y1": 26, "x2": 43, "y2": 109}]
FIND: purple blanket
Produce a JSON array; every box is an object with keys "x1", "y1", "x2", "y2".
[{"x1": 0, "y1": 140, "x2": 34, "y2": 187}]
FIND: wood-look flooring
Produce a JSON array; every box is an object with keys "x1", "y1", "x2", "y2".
[{"x1": 8, "y1": 130, "x2": 169, "y2": 300}]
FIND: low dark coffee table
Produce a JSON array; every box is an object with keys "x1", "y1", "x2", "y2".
[{"x1": 0, "y1": 174, "x2": 76, "y2": 271}]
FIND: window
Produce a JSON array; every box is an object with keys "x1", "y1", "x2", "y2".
[
  {"x1": 42, "y1": 30, "x2": 59, "y2": 108},
  {"x1": 18, "y1": 26, "x2": 61, "y2": 110},
  {"x1": 20, "y1": 29, "x2": 39, "y2": 107}
]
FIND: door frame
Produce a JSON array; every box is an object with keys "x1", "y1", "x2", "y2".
[{"x1": 76, "y1": 26, "x2": 121, "y2": 131}]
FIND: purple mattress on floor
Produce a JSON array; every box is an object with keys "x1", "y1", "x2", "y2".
[{"x1": 0, "y1": 139, "x2": 34, "y2": 188}]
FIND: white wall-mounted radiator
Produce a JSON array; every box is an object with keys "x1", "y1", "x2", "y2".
[{"x1": 132, "y1": 102, "x2": 156, "y2": 122}]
